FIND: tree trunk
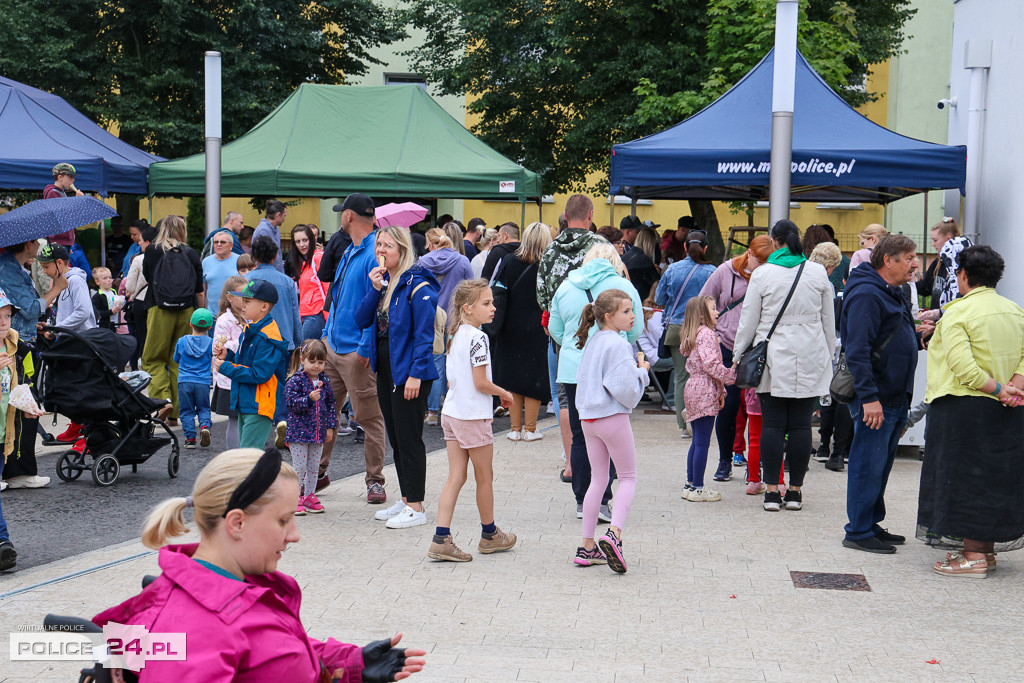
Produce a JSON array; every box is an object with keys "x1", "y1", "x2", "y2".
[{"x1": 690, "y1": 199, "x2": 725, "y2": 264}]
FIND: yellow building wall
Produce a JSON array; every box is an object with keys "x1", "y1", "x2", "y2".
[{"x1": 463, "y1": 62, "x2": 890, "y2": 255}]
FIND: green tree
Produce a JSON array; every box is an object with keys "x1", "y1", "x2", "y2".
[
  {"x1": 0, "y1": 0, "x2": 404, "y2": 160},
  {"x1": 405, "y1": 0, "x2": 914, "y2": 261}
]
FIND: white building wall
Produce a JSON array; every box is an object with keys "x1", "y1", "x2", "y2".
[{"x1": 949, "y1": 0, "x2": 1024, "y2": 303}]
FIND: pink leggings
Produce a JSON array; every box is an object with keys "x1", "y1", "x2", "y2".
[{"x1": 581, "y1": 413, "x2": 638, "y2": 537}]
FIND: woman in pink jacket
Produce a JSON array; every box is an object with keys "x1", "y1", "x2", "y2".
[{"x1": 93, "y1": 448, "x2": 425, "y2": 682}]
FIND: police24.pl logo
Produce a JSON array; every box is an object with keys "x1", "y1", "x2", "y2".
[{"x1": 11, "y1": 621, "x2": 186, "y2": 671}]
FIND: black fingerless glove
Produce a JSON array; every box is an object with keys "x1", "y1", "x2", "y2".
[{"x1": 361, "y1": 638, "x2": 406, "y2": 683}]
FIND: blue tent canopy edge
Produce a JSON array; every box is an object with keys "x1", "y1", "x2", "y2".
[
  {"x1": 609, "y1": 50, "x2": 966, "y2": 204},
  {"x1": 0, "y1": 76, "x2": 162, "y2": 196}
]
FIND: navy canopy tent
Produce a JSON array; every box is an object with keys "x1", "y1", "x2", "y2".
[
  {"x1": 0, "y1": 77, "x2": 162, "y2": 195},
  {"x1": 610, "y1": 50, "x2": 966, "y2": 204}
]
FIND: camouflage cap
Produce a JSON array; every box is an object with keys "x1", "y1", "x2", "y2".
[{"x1": 52, "y1": 162, "x2": 77, "y2": 177}]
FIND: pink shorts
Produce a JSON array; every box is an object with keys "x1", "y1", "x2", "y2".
[{"x1": 441, "y1": 414, "x2": 494, "y2": 449}]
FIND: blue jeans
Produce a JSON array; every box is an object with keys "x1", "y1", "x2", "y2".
[
  {"x1": 687, "y1": 415, "x2": 716, "y2": 488},
  {"x1": 301, "y1": 314, "x2": 326, "y2": 342},
  {"x1": 427, "y1": 352, "x2": 447, "y2": 413},
  {"x1": 548, "y1": 341, "x2": 560, "y2": 422},
  {"x1": 844, "y1": 398, "x2": 908, "y2": 541},
  {"x1": 178, "y1": 381, "x2": 211, "y2": 440},
  {"x1": 0, "y1": 490, "x2": 9, "y2": 542},
  {"x1": 714, "y1": 345, "x2": 741, "y2": 464}
]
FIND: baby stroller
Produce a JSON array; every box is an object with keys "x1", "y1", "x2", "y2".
[{"x1": 36, "y1": 327, "x2": 180, "y2": 487}]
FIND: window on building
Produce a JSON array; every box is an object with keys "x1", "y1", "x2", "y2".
[{"x1": 384, "y1": 73, "x2": 427, "y2": 90}]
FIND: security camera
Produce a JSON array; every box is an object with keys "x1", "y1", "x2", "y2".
[{"x1": 937, "y1": 97, "x2": 958, "y2": 110}]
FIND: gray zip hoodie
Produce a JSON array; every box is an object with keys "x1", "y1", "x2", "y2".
[
  {"x1": 575, "y1": 329, "x2": 650, "y2": 420},
  {"x1": 54, "y1": 267, "x2": 97, "y2": 332}
]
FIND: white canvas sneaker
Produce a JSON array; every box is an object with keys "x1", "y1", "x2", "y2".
[
  {"x1": 374, "y1": 500, "x2": 406, "y2": 521},
  {"x1": 386, "y1": 506, "x2": 427, "y2": 529},
  {"x1": 522, "y1": 430, "x2": 544, "y2": 442},
  {"x1": 506, "y1": 430, "x2": 521, "y2": 441}
]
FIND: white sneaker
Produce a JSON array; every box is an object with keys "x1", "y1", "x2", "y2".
[
  {"x1": 0, "y1": 480, "x2": 7, "y2": 491},
  {"x1": 523, "y1": 430, "x2": 544, "y2": 442},
  {"x1": 386, "y1": 506, "x2": 427, "y2": 529},
  {"x1": 688, "y1": 487, "x2": 722, "y2": 502},
  {"x1": 576, "y1": 503, "x2": 583, "y2": 519},
  {"x1": 374, "y1": 499, "x2": 407, "y2": 521},
  {"x1": 493, "y1": 405, "x2": 509, "y2": 418},
  {"x1": 506, "y1": 430, "x2": 521, "y2": 441},
  {"x1": 546, "y1": 401, "x2": 555, "y2": 415},
  {"x1": 5, "y1": 475, "x2": 50, "y2": 489}
]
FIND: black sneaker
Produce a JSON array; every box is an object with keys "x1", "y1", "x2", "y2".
[
  {"x1": 875, "y1": 528, "x2": 906, "y2": 545},
  {"x1": 712, "y1": 461, "x2": 732, "y2": 482},
  {"x1": 184, "y1": 438, "x2": 197, "y2": 449},
  {"x1": 825, "y1": 453, "x2": 845, "y2": 471},
  {"x1": 354, "y1": 426, "x2": 365, "y2": 444},
  {"x1": 783, "y1": 489, "x2": 802, "y2": 510},
  {"x1": 842, "y1": 536, "x2": 897, "y2": 554},
  {"x1": 0, "y1": 540, "x2": 17, "y2": 570},
  {"x1": 812, "y1": 445, "x2": 830, "y2": 462},
  {"x1": 763, "y1": 490, "x2": 783, "y2": 512}
]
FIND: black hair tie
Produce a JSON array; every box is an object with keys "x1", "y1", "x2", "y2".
[{"x1": 222, "y1": 448, "x2": 283, "y2": 517}]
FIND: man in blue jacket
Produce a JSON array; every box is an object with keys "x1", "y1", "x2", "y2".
[
  {"x1": 318, "y1": 193, "x2": 388, "y2": 503},
  {"x1": 840, "y1": 234, "x2": 920, "y2": 554}
]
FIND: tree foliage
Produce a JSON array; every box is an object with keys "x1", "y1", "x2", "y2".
[
  {"x1": 405, "y1": 0, "x2": 914, "y2": 196},
  {"x1": 0, "y1": 0, "x2": 404, "y2": 159}
]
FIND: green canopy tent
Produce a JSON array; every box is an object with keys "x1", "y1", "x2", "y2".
[{"x1": 148, "y1": 84, "x2": 542, "y2": 202}]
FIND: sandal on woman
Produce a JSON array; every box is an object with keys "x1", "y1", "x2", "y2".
[
  {"x1": 933, "y1": 552, "x2": 988, "y2": 578},
  {"x1": 559, "y1": 469, "x2": 572, "y2": 483},
  {"x1": 947, "y1": 551, "x2": 997, "y2": 571}
]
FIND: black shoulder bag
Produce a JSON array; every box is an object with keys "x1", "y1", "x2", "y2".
[
  {"x1": 735, "y1": 262, "x2": 804, "y2": 390},
  {"x1": 830, "y1": 305, "x2": 907, "y2": 404}
]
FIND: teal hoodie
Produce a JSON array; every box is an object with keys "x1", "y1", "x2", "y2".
[{"x1": 548, "y1": 259, "x2": 644, "y2": 384}]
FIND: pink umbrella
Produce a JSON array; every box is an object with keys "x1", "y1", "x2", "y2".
[{"x1": 375, "y1": 202, "x2": 428, "y2": 228}]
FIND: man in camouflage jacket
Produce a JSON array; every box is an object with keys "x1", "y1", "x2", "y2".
[{"x1": 536, "y1": 195, "x2": 603, "y2": 312}]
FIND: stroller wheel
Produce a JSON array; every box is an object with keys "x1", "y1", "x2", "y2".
[
  {"x1": 167, "y1": 448, "x2": 180, "y2": 478},
  {"x1": 91, "y1": 454, "x2": 120, "y2": 486},
  {"x1": 56, "y1": 450, "x2": 84, "y2": 482}
]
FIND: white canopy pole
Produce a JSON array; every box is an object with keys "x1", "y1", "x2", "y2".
[
  {"x1": 768, "y1": 0, "x2": 799, "y2": 227},
  {"x1": 205, "y1": 52, "x2": 222, "y2": 238}
]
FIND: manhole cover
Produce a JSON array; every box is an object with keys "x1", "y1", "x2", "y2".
[{"x1": 790, "y1": 571, "x2": 871, "y2": 591}]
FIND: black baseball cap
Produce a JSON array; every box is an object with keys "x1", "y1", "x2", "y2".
[
  {"x1": 229, "y1": 279, "x2": 278, "y2": 305},
  {"x1": 36, "y1": 244, "x2": 70, "y2": 264},
  {"x1": 332, "y1": 193, "x2": 375, "y2": 217},
  {"x1": 619, "y1": 215, "x2": 642, "y2": 232}
]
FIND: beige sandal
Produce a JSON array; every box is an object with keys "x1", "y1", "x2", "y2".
[
  {"x1": 934, "y1": 552, "x2": 988, "y2": 578},
  {"x1": 947, "y1": 551, "x2": 996, "y2": 571}
]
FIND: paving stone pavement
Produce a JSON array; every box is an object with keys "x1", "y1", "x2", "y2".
[{"x1": 1, "y1": 411, "x2": 1021, "y2": 681}]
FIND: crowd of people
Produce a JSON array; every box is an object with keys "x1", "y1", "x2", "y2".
[{"x1": 1, "y1": 161, "x2": 1023, "y2": 676}]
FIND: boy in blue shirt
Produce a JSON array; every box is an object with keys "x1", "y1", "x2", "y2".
[
  {"x1": 213, "y1": 280, "x2": 289, "y2": 449},
  {"x1": 174, "y1": 309, "x2": 214, "y2": 449}
]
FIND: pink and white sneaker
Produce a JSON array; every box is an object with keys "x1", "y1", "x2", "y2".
[{"x1": 303, "y1": 494, "x2": 325, "y2": 514}]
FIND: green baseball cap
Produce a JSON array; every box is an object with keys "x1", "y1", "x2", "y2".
[
  {"x1": 36, "y1": 244, "x2": 70, "y2": 264},
  {"x1": 52, "y1": 162, "x2": 77, "y2": 177},
  {"x1": 190, "y1": 308, "x2": 214, "y2": 329}
]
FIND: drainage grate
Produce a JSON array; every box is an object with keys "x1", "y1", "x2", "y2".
[{"x1": 790, "y1": 571, "x2": 871, "y2": 591}]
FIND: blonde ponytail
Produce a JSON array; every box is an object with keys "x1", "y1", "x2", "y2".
[
  {"x1": 141, "y1": 497, "x2": 191, "y2": 549},
  {"x1": 139, "y1": 449, "x2": 298, "y2": 549}
]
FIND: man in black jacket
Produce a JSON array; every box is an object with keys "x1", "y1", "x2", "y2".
[
  {"x1": 479, "y1": 222, "x2": 521, "y2": 281},
  {"x1": 840, "y1": 234, "x2": 920, "y2": 554}
]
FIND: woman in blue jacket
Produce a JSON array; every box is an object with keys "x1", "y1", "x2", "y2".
[{"x1": 355, "y1": 226, "x2": 441, "y2": 529}]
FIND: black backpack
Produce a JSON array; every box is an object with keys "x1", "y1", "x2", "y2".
[{"x1": 152, "y1": 246, "x2": 196, "y2": 310}]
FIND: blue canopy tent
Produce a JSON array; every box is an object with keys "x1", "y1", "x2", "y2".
[
  {"x1": 0, "y1": 77, "x2": 162, "y2": 195},
  {"x1": 610, "y1": 50, "x2": 966, "y2": 204}
]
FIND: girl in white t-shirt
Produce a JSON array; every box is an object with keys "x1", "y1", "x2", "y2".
[{"x1": 429, "y1": 279, "x2": 517, "y2": 563}]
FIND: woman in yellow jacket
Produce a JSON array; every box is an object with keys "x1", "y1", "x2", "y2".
[{"x1": 917, "y1": 245, "x2": 1024, "y2": 578}]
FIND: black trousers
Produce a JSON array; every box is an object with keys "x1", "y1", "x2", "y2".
[
  {"x1": 564, "y1": 383, "x2": 613, "y2": 506},
  {"x1": 714, "y1": 345, "x2": 742, "y2": 464},
  {"x1": 758, "y1": 394, "x2": 816, "y2": 488},
  {"x1": 376, "y1": 337, "x2": 431, "y2": 503},
  {"x1": 818, "y1": 400, "x2": 853, "y2": 456}
]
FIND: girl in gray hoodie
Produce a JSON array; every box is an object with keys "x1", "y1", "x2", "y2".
[{"x1": 572, "y1": 289, "x2": 650, "y2": 574}]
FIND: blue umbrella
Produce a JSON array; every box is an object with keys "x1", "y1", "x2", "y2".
[{"x1": 0, "y1": 196, "x2": 118, "y2": 248}]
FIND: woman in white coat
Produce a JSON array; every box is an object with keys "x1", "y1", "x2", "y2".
[{"x1": 733, "y1": 220, "x2": 835, "y2": 512}]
